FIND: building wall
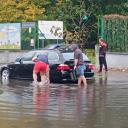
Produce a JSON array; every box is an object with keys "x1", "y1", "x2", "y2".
[{"x1": 0, "y1": 51, "x2": 26, "y2": 64}]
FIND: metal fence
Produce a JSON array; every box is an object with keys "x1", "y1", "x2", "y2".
[{"x1": 98, "y1": 16, "x2": 128, "y2": 52}]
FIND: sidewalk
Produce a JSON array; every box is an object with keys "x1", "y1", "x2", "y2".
[{"x1": 95, "y1": 67, "x2": 128, "y2": 74}]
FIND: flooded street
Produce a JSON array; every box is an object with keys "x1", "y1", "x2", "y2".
[{"x1": 0, "y1": 71, "x2": 128, "y2": 128}]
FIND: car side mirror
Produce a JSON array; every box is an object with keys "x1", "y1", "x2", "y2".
[{"x1": 15, "y1": 58, "x2": 21, "y2": 62}]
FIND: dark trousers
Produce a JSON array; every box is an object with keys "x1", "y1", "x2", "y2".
[{"x1": 99, "y1": 56, "x2": 107, "y2": 72}]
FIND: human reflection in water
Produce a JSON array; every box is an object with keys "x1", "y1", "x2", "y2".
[
  {"x1": 99, "y1": 73, "x2": 108, "y2": 86},
  {"x1": 33, "y1": 85, "x2": 49, "y2": 113},
  {"x1": 74, "y1": 85, "x2": 96, "y2": 124},
  {"x1": 98, "y1": 73, "x2": 108, "y2": 107}
]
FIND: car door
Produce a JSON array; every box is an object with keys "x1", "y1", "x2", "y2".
[{"x1": 15, "y1": 51, "x2": 36, "y2": 79}]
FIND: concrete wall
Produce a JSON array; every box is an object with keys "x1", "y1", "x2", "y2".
[
  {"x1": 0, "y1": 48, "x2": 128, "y2": 68},
  {"x1": 95, "y1": 45, "x2": 128, "y2": 68},
  {"x1": 0, "y1": 50, "x2": 26, "y2": 64}
]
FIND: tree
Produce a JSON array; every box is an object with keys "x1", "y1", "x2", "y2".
[
  {"x1": 0, "y1": 0, "x2": 127, "y2": 49},
  {"x1": 54, "y1": 0, "x2": 128, "y2": 48},
  {"x1": 55, "y1": 0, "x2": 97, "y2": 49},
  {"x1": 96, "y1": 0, "x2": 128, "y2": 15},
  {"x1": 0, "y1": 0, "x2": 45, "y2": 22}
]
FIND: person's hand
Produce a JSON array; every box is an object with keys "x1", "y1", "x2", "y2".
[{"x1": 32, "y1": 57, "x2": 37, "y2": 62}]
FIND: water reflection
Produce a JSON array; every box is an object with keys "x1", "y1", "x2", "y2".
[
  {"x1": 98, "y1": 73, "x2": 108, "y2": 86},
  {"x1": 0, "y1": 79, "x2": 96, "y2": 128},
  {"x1": 1, "y1": 72, "x2": 128, "y2": 128},
  {"x1": 33, "y1": 85, "x2": 49, "y2": 113},
  {"x1": 1, "y1": 77, "x2": 9, "y2": 85}
]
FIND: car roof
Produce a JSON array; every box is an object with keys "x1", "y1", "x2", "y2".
[
  {"x1": 31, "y1": 48, "x2": 60, "y2": 53},
  {"x1": 44, "y1": 44, "x2": 65, "y2": 49},
  {"x1": 25, "y1": 49, "x2": 61, "y2": 57},
  {"x1": 44, "y1": 44, "x2": 72, "y2": 52},
  {"x1": 31, "y1": 46, "x2": 90, "y2": 61},
  {"x1": 62, "y1": 52, "x2": 90, "y2": 61}
]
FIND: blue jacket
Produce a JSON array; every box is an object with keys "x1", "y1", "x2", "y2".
[{"x1": 37, "y1": 54, "x2": 49, "y2": 64}]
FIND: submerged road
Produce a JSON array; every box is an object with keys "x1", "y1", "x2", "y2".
[{"x1": 0, "y1": 71, "x2": 128, "y2": 128}]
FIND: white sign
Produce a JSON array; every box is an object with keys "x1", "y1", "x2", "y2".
[{"x1": 38, "y1": 21, "x2": 63, "y2": 39}]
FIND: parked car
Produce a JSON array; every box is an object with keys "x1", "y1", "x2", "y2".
[
  {"x1": 0, "y1": 48, "x2": 94, "y2": 83},
  {"x1": 44, "y1": 44, "x2": 65, "y2": 49}
]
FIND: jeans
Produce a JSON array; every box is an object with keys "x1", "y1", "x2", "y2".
[
  {"x1": 99, "y1": 56, "x2": 107, "y2": 72},
  {"x1": 77, "y1": 64, "x2": 86, "y2": 76}
]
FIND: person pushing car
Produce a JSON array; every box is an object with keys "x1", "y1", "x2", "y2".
[{"x1": 32, "y1": 52, "x2": 50, "y2": 86}]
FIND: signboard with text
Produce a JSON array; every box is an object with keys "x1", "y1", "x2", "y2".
[
  {"x1": 22, "y1": 22, "x2": 36, "y2": 28},
  {"x1": 0, "y1": 23, "x2": 21, "y2": 49},
  {"x1": 38, "y1": 21, "x2": 63, "y2": 39}
]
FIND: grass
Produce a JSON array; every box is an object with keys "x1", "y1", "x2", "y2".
[{"x1": 85, "y1": 49, "x2": 96, "y2": 65}]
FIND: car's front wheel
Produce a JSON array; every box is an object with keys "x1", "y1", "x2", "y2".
[{"x1": 1, "y1": 68, "x2": 10, "y2": 79}]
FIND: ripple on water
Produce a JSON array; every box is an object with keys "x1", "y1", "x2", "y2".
[{"x1": 0, "y1": 89, "x2": 3, "y2": 94}]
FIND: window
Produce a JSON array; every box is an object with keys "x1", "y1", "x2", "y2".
[
  {"x1": 20, "y1": 50, "x2": 59, "y2": 63},
  {"x1": 21, "y1": 51, "x2": 36, "y2": 61},
  {"x1": 48, "y1": 52, "x2": 59, "y2": 62},
  {"x1": 62, "y1": 52, "x2": 89, "y2": 61},
  {"x1": 62, "y1": 52, "x2": 74, "y2": 60}
]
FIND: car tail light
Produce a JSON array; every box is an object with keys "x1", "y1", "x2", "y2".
[
  {"x1": 57, "y1": 64, "x2": 70, "y2": 70},
  {"x1": 88, "y1": 63, "x2": 94, "y2": 69}
]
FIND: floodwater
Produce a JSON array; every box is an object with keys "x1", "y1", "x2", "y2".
[{"x1": 0, "y1": 71, "x2": 128, "y2": 128}]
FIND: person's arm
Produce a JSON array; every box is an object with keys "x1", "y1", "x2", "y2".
[
  {"x1": 74, "y1": 50, "x2": 79, "y2": 69},
  {"x1": 74, "y1": 59, "x2": 78, "y2": 69}
]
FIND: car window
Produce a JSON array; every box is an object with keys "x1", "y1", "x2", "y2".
[
  {"x1": 21, "y1": 51, "x2": 36, "y2": 61},
  {"x1": 21, "y1": 50, "x2": 59, "y2": 62},
  {"x1": 33, "y1": 51, "x2": 59, "y2": 62},
  {"x1": 48, "y1": 52, "x2": 59, "y2": 62},
  {"x1": 62, "y1": 52, "x2": 89, "y2": 61},
  {"x1": 45, "y1": 44, "x2": 65, "y2": 49}
]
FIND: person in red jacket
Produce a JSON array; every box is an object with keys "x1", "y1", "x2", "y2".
[{"x1": 32, "y1": 52, "x2": 50, "y2": 86}]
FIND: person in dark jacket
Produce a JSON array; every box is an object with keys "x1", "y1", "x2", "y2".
[
  {"x1": 32, "y1": 52, "x2": 50, "y2": 85},
  {"x1": 70, "y1": 43, "x2": 87, "y2": 87},
  {"x1": 98, "y1": 38, "x2": 108, "y2": 73}
]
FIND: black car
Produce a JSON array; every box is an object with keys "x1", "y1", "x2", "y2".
[
  {"x1": 44, "y1": 43, "x2": 65, "y2": 49},
  {"x1": 0, "y1": 48, "x2": 94, "y2": 83}
]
